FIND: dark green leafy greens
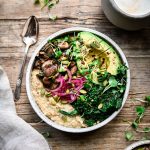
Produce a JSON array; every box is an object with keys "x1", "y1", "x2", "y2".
[{"x1": 72, "y1": 67, "x2": 127, "y2": 126}]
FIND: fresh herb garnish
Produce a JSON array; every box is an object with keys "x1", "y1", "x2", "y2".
[
  {"x1": 125, "y1": 131, "x2": 134, "y2": 141},
  {"x1": 42, "y1": 131, "x2": 52, "y2": 138},
  {"x1": 102, "y1": 76, "x2": 118, "y2": 94},
  {"x1": 124, "y1": 96, "x2": 150, "y2": 141},
  {"x1": 54, "y1": 49, "x2": 62, "y2": 58},
  {"x1": 59, "y1": 110, "x2": 78, "y2": 116},
  {"x1": 34, "y1": 0, "x2": 59, "y2": 21},
  {"x1": 48, "y1": 14, "x2": 57, "y2": 21}
]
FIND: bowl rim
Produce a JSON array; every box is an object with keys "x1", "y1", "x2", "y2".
[
  {"x1": 26, "y1": 27, "x2": 130, "y2": 133},
  {"x1": 124, "y1": 140, "x2": 150, "y2": 150}
]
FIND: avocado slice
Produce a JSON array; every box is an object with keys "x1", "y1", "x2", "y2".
[{"x1": 78, "y1": 32, "x2": 121, "y2": 75}]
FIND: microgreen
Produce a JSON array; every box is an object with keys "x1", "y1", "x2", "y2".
[
  {"x1": 85, "y1": 119, "x2": 95, "y2": 127},
  {"x1": 102, "y1": 76, "x2": 118, "y2": 94},
  {"x1": 125, "y1": 131, "x2": 134, "y2": 141},
  {"x1": 118, "y1": 65, "x2": 128, "y2": 75},
  {"x1": 143, "y1": 127, "x2": 150, "y2": 133},
  {"x1": 136, "y1": 106, "x2": 145, "y2": 116},
  {"x1": 124, "y1": 96, "x2": 150, "y2": 141},
  {"x1": 131, "y1": 121, "x2": 138, "y2": 129},
  {"x1": 48, "y1": 14, "x2": 57, "y2": 21},
  {"x1": 42, "y1": 132, "x2": 52, "y2": 138},
  {"x1": 34, "y1": 0, "x2": 59, "y2": 21},
  {"x1": 145, "y1": 96, "x2": 150, "y2": 105},
  {"x1": 54, "y1": 49, "x2": 62, "y2": 58}
]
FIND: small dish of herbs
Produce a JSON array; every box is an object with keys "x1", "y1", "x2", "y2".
[{"x1": 27, "y1": 27, "x2": 130, "y2": 132}]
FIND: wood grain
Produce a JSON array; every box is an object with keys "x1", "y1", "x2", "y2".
[{"x1": 0, "y1": 0, "x2": 150, "y2": 149}]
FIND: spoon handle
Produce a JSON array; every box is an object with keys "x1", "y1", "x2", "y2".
[{"x1": 14, "y1": 45, "x2": 29, "y2": 101}]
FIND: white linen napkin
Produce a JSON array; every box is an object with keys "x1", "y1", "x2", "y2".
[{"x1": 0, "y1": 66, "x2": 51, "y2": 150}]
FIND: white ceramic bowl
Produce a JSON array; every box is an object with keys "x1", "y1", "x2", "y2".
[
  {"x1": 125, "y1": 140, "x2": 150, "y2": 150},
  {"x1": 26, "y1": 27, "x2": 130, "y2": 133}
]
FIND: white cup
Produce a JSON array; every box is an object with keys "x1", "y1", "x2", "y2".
[{"x1": 101, "y1": 0, "x2": 150, "y2": 30}]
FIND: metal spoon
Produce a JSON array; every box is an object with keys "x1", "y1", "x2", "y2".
[{"x1": 14, "y1": 16, "x2": 39, "y2": 101}]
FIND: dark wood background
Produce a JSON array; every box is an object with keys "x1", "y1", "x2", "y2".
[{"x1": 0, "y1": 0, "x2": 150, "y2": 149}]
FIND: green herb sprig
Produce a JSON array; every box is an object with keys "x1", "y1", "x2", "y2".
[
  {"x1": 34, "y1": 0, "x2": 59, "y2": 21},
  {"x1": 125, "y1": 96, "x2": 150, "y2": 141}
]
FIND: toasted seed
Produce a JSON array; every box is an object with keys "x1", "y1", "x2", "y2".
[
  {"x1": 62, "y1": 60, "x2": 70, "y2": 65},
  {"x1": 49, "y1": 97, "x2": 57, "y2": 106},
  {"x1": 60, "y1": 56, "x2": 67, "y2": 61},
  {"x1": 61, "y1": 115, "x2": 67, "y2": 122},
  {"x1": 66, "y1": 89, "x2": 70, "y2": 94},
  {"x1": 61, "y1": 100, "x2": 68, "y2": 104},
  {"x1": 98, "y1": 103, "x2": 103, "y2": 109},
  {"x1": 64, "y1": 74, "x2": 68, "y2": 80},
  {"x1": 79, "y1": 89, "x2": 87, "y2": 94},
  {"x1": 72, "y1": 76, "x2": 76, "y2": 79},
  {"x1": 53, "y1": 95, "x2": 60, "y2": 102},
  {"x1": 40, "y1": 88, "x2": 45, "y2": 96},
  {"x1": 103, "y1": 80, "x2": 108, "y2": 86}
]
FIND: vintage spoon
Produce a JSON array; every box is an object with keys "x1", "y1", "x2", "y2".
[{"x1": 14, "y1": 16, "x2": 39, "y2": 101}]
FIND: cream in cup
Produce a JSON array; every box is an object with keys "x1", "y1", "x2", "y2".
[{"x1": 101, "y1": 0, "x2": 150, "y2": 30}]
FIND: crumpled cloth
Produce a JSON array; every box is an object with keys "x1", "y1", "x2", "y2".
[{"x1": 0, "y1": 66, "x2": 51, "y2": 150}]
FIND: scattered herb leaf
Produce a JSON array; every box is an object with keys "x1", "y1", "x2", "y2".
[
  {"x1": 143, "y1": 127, "x2": 150, "y2": 133},
  {"x1": 136, "y1": 106, "x2": 145, "y2": 117},
  {"x1": 125, "y1": 131, "x2": 134, "y2": 141},
  {"x1": 59, "y1": 110, "x2": 78, "y2": 116},
  {"x1": 124, "y1": 96, "x2": 150, "y2": 141},
  {"x1": 42, "y1": 132, "x2": 52, "y2": 138}
]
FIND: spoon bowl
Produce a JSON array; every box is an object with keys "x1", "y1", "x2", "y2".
[{"x1": 14, "y1": 16, "x2": 39, "y2": 101}]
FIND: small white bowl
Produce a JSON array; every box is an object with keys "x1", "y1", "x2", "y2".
[
  {"x1": 125, "y1": 140, "x2": 150, "y2": 150},
  {"x1": 26, "y1": 27, "x2": 130, "y2": 133}
]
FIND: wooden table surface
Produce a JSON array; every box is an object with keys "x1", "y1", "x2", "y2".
[{"x1": 0, "y1": 0, "x2": 150, "y2": 149}]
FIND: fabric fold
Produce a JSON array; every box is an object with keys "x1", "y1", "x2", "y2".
[{"x1": 0, "y1": 66, "x2": 51, "y2": 150}]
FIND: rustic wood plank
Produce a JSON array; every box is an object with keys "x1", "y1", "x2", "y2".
[
  {"x1": 31, "y1": 123, "x2": 150, "y2": 150},
  {"x1": 0, "y1": 0, "x2": 102, "y2": 20}
]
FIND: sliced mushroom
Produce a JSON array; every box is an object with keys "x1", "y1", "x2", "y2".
[
  {"x1": 43, "y1": 77, "x2": 51, "y2": 85},
  {"x1": 43, "y1": 64, "x2": 58, "y2": 77},
  {"x1": 42, "y1": 60, "x2": 54, "y2": 70},
  {"x1": 46, "y1": 48, "x2": 54, "y2": 56},
  {"x1": 70, "y1": 66, "x2": 77, "y2": 75},
  {"x1": 34, "y1": 60, "x2": 41, "y2": 69},
  {"x1": 49, "y1": 82, "x2": 59, "y2": 90},
  {"x1": 39, "y1": 51, "x2": 49, "y2": 60},
  {"x1": 58, "y1": 42, "x2": 70, "y2": 50}
]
